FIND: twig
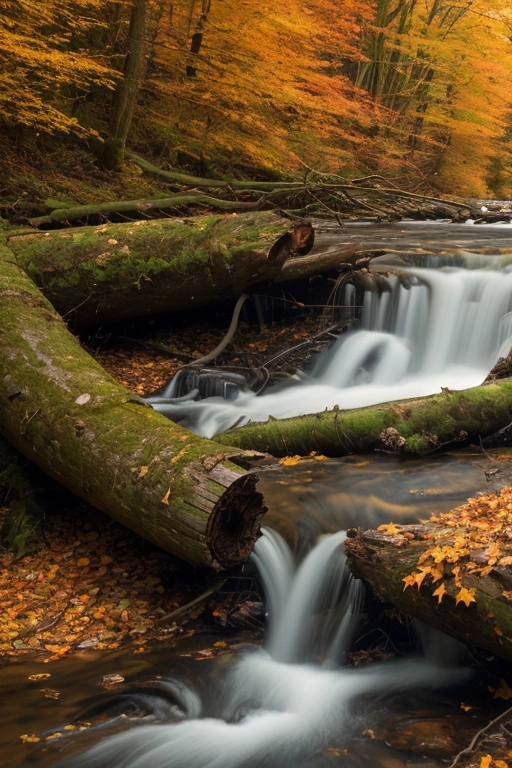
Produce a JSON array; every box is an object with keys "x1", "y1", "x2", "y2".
[
  {"x1": 155, "y1": 577, "x2": 226, "y2": 624},
  {"x1": 447, "y1": 706, "x2": 512, "y2": 768}
]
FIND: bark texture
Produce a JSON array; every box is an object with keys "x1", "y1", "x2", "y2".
[
  {"x1": 8, "y1": 212, "x2": 314, "y2": 327},
  {"x1": 216, "y1": 382, "x2": 512, "y2": 457},
  {"x1": 345, "y1": 525, "x2": 512, "y2": 664},
  {"x1": 0, "y1": 238, "x2": 267, "y2": 570}
]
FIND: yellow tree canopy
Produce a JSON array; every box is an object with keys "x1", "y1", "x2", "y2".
[
  {"x1": 0, "y1": 0, "x2": 116, "y2": 137},
  {"x1": 145, "y1": 0, "x2": 378, "y2": 173}
]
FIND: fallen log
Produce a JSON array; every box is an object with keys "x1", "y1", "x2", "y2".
[
  {"x1": 28, "y1": 193, "x2": 259, "y2": 228},
  {"x1": 0, "y1": 237, "x2": 267, "y2": 570},
  {"x1": 8, "y1": 212, "x2": 314, "y2": 327},
  {"x1": 215, "y1": 381, "x2": 512, "y2": 457},
  {"x1": 344, "y1": 487, "x2": 512, "y2": 664},
  {"x1": 7, "y1": 213, "x2": 386, "y2": 329}
]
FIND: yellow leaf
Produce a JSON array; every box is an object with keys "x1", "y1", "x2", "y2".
[
  {"x1": 432, "y1": 582, "x2": 446, "y2": 604},
  {"x1": 171, "y1": 447, "x2": 189, "y2": 464},
  {"x1": 137, "y1": 466, "x2": 149, "y2": 479},
  {"x1": 279, "y1": 455, "x2": 302, "y2": 466},
  {"x1": 413, "y1": 569, "x2": 430, "y2": 589},
  {"x1": 455, "y1": 587, "x2": 476, "y2": 607},
  {"x1": 403, "y1": 574, "x2": 417, "y2": 590},
  {"x1": 494, "y1": 679, "x2": 512, "y2": 700},
  {"x1": 161, "y1": 487, "x2": 171, "y2": 505},
  {"x1": 76, "y1": 558, "x2": 89, "y2": 567},
  {"x1": 503, "y1": 590, "x2": 512, "y2": 601},
  {"x1": 493, "y1": 760, "x2": 509, "y2": 768},
  {"x1": 499, "y1": 555, "x2": 512, "y2": 566},
  {"x1": 479, "y1": 756, "x2": 492, "y2": 768},
  {"x1": 431, "y1": 565, "x2": 444, "y2": 583},
  {"x1": 378, "y1": 523, "x2": 402, "y2": 535}
]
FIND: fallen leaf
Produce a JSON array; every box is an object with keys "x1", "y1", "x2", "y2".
[
  {"x1": 378, "y1": 523, "x2": 402, "y2": 535},
  {"x1": 279, "y1": 455, "x2": 302, "y2": 466},
  {"x1": 455, "y1": 587, "x2": 476, "y2": 607},
  {"x1": 493, "y1": 679, "x2": 512, "y2": 700},
  {"x1": 161, "y1": 488, "x2": 171, "y2": 505},
  {"x1": 432, "y1": 582, "x2": 447, "y2": 604},
  {"x1": 479, "y1": 756, "x2": 492, "y2": 768}
]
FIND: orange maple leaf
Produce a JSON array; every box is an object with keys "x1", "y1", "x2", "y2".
[
  {"x1": 432, "y1": 582, "x2": 447, "y2": 604},
  {"x1": 402, "y1": 574, "x2": 417, "y2": 590},
  {"x1": 378, "y1": 523, "x2": 402, "y2": 535},
  {"x1": 455, "y1": 587, "x2": 476, "y2": 607},
  {"x1": 279, "y1": 455, "x2": 302, "y2": 467}
]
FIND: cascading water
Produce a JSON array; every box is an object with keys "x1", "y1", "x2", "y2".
[
  {"x1": 147, "y1": 259, "x2": 512, "y2": 438},
  {"x1": 56, "y1": 529, "x2": 469, "y2": 768}
]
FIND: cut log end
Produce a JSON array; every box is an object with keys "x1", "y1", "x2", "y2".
[{"x1": 207, "y1": 472, "x2": 267, "y2": 570}]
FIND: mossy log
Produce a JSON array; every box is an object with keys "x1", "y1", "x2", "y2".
[
  {"x1": 216, "y1": 381, "x2": 512, "y2": 457},
  {"x1": 7, "y1": 212, "x2": 383, "y2": 328},
  {"x1": 28, "y1": 194, "x2": 259, "y2": 227},
  {"x1": 8, "y1": 212, "x2": 317, "y2": 327},
  {"x1": 0, "y1": 238, "x2": 267, "y2": 570},
  {"x1": 344, "y1": 524, "x2": 512, "y2": 664}
]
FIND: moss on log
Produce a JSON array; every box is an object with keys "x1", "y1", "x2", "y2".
[
  {"x1": 8, "y1": 212, "x2": 313, "y2": 327},
  {"x1": 216, "y1": 382, "x2": 512, "y2": 457},
  {"x1": 28, "y1": 194, "x2": 259, "y2": 227},
  {"x1": 0, "y1": 238, "x2": 267, "y2": 570}
]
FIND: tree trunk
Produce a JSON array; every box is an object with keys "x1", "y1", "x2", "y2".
[
  {"x1": 0, "y1": 237, "x2": 267, "y2": 570},
  {"x1": 8, "y1": 212, "x2": 315, "y2": 327},
  {"x1": 344, "y1": 523, "x2": 512, "y2": 664},
  {"x1": 216, "y1": 380, "x2": 512, "y2": 457},
  {"x1": 100, "y1": 0, "x2": 147, "y2": 171}
]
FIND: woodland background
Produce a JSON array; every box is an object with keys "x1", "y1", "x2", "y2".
[{"x1": 1, "y1": 0, "x2": 512, "y2": 206}]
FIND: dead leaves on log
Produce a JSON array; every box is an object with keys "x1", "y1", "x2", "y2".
[{"x1": 380, "y1": 487, "x2": 512, "y2": 611}]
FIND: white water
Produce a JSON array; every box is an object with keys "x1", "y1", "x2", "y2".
[
  {"x1": 147, "y1": 262, "x2": 512, "y2": 437},
  {"x1": 59, "y1": 530, "x2": 469, "y2": 768}
]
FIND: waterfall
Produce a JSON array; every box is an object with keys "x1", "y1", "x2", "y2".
[
  {"x1": 57, "y1": 530, "x2": 469, "y2": 768},
  {"x1": 147, "y1": 263, "x2": 512, "y2": 438}
]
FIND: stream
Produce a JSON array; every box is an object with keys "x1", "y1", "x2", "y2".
[{"x1": 3, "y1": 218, "x2": 512, "y2": 768}]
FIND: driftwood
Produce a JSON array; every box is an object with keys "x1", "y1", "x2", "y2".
[{"x1": 0, "y1": 236, "x2": 267, "y2": 570}]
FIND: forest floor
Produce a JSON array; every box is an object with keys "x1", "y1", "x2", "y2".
[{"x1": 0, "y1": 315, "x2": 318, "y2": 665}]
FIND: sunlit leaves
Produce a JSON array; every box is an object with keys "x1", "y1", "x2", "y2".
[{"x1": 0, "y1": 0, "x2": 117, "y2": 136}]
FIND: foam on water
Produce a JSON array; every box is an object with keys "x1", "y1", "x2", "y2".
[{"x1": 58, "y1": 530, "x2": 469, "y2": 768}]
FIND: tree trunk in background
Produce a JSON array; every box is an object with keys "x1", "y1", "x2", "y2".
[
  {"x1": 101, "y1": 0, "x2": 147, "y2": 171},
  {"x1": 0, "y1": 237, "x2": 267, "y2": 570},
  {"x1": 186, "y1": 0, "x2": 211, "y2": 78},
  {"x1": 7, "y1": 213, "x2": 318, "y2": 327},
  {"x1": 216, "y1": 381, "x2": 512, "y2": 457}
]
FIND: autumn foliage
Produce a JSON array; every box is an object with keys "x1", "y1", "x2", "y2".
[
  {"x1": 1, "y1": 0, "x2": 512, "y2": 195},
  {"x1": 394, "y1": 486, "x2": 512, "y2": 609}
]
